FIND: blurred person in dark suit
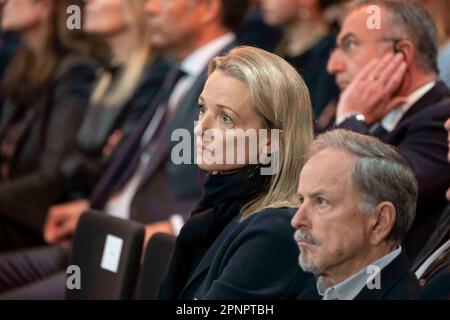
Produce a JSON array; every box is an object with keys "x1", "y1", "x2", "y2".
[
  {"x1": 0, "y1": 0, "x2": 169, "y2": 294},
  {"x1": 235, "y1": 2, "x2": 282, "y2": 53},
  {"x1": 0, "y1": 0, "x2": 250, "y2": 298},
  {"x1": 294, "y1": 130, "x2": 420, "y2": 300},
  {"x1": 58, "y1": 0, "x2": 171, "y2": 219},
  {"x1": 0, "y1": 0, "x2": 170, "y2": 252},
  {"x1": 259, "y1": 0, "x2": 342, "y2": 119},
  {"x1": 0, "y1": 0, "x2": 100, "y2": 251},
  {"x1": 322, "y1": 0, "x2": 450, "y2": 264}
]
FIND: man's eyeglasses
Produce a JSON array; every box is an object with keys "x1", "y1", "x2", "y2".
[{"x1": 331, "y1": 37, "x2": 404, "y2": 57}]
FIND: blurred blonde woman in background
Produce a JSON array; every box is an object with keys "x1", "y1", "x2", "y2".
[
  {"x1": 0, "y1": 0, "x2": 100, "y2": 251},
  {"x1": 0, "y1": 0, "x2": 169, "y2": 299},
  {"x1": 54, "y1": 0, "x2": 171, "y2": 208}
]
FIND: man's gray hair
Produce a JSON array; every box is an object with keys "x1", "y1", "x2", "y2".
[
  {"x1": 351, "y1": 0, "x2": 438, "y2": 74},
  {"x1": 308, "y1": 129, "x2": 418, "y2": 244}
]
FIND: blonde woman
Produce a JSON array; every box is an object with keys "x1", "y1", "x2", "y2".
[
  {"x1": 159, "y1": 46, "x2": 314, "y2": 300},
  {"x1": 59, "y1": 0, "x2": 170, "y2": 201}
]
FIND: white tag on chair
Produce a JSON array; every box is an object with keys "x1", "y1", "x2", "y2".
[{"x1": 100, "y1": 234, "x2": 123, "y2": 273}]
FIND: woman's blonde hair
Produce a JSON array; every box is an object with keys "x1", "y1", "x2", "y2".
[
  {"x1": 3, "y1": 0, "x2": 105, "y2": 107},
  {"x1": 90, "y1": 0, "x2": 151, "y2": 108},
  {"x1": 208, "y1": 46, "x2": 314, "y2": 219}
]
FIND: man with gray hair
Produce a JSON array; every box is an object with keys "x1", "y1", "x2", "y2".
[
  {"x1": 293, "y1": 129, "x2": 421, "y2": 300},
  {"x1": 323, "y1": 0, "x2": 450, "y2": 264}
]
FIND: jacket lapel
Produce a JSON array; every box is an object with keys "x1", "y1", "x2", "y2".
[
  {"x1": 136, "y1": 71, "x2": 207, "y2": 189},
  {"x1": 89, "y1": 89, "x2": 168, "y2": 208},
  {"x1": 355, "y1": 252, "x2": 412, "y2": 300},
  {"x1": 395, "y1": 81, "x2": 450, "y2": 127},
  {"x1": 412, "y1": 205, "x2": 450, "y2": 271}
]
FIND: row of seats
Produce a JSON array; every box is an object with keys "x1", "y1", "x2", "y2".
[{"x1": 67, "y1": 211, "x2": 174, "y2": 300}]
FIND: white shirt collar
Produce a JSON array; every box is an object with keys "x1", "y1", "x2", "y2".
[
  {"x1": 381, "y1": 81, "x2": 436, "y2": 132},
  {"x1": 180, "y1": 33, "x2": 235, "y2": 78},
  {"x1": 318, "y1": 246, "x2": 402, "y2": 300}
]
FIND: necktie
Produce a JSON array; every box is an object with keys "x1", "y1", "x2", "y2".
[
  {"x1": 89, "y1": 66, "x2": 186, "y2": 208},
  {"x1": 159, "y1": 66, "x2": 187, "y2": 104},
  {"x1": 369, "y1": 122, "x2": 388, "y2": 137},
  {"x1": 112, "y1": 66, "x2": 187, "y2": 191}
]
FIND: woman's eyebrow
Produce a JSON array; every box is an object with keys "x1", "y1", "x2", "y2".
[
  {"x1": 217, "y1": 104, "x2": 242, "y2": 119},
  {"x1": 199, "y1": 96, "x2": 242, "y2": 120}
]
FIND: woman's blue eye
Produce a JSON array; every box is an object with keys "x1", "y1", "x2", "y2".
[
  {"x1": 198, "y1": 105, "x2": 206, "y2": 115},
  {"x1": 220, "y1": 113, "x2": 233, "y2": 124}
]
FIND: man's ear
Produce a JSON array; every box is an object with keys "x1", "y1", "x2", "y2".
[
  {"x1": 395, "y1": 40, "x2": 415, "y2": 67},
  {"x1": 369, "y1": 201, "x2": 396, "y2": 246}
]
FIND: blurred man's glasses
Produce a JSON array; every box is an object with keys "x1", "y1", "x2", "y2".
[{"x1": 331, "y1": 37, "x2": 404, "y2": 57}]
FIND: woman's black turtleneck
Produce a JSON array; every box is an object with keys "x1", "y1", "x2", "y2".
[{"x1": 160, "y1": 165, "x2": 272, "y2": 299}]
